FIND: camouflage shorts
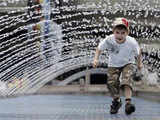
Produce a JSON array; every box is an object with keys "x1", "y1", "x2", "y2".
[{"x1": 107, "y1": 64, "x2": 134, "y2": 98}]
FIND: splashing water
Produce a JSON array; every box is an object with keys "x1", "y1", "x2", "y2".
[{"x1": 0, "y1": 0, "x2": 160, "y2": 97}]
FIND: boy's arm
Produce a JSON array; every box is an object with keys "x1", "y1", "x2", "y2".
[{"x1": 93, "y1": 48, "x2": 101, "y2": 68}]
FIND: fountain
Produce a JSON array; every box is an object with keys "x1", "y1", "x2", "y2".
[{"x1": 0, "y1": 0, "x2": 160, "y2": 97}]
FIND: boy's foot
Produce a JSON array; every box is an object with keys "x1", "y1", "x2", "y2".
[
  {"x1": 125, "y1": 103, "x2": 135, "y2": 115},
  {"x1": 110, "y1": 98, "x2": 122, "y2": 114}
]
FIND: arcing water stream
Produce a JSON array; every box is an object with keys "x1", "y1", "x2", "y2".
[{"x1": 0, "y1": 0, "x2": 160, "y2": 96}]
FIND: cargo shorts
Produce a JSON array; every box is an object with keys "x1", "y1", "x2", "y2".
[{"x1": 107, "y1": 64, "x2": 134, "y2": 98}]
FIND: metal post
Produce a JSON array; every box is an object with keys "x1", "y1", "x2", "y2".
[
  {"x1": 85, "y1": 66, "x2": 90, "y2": 92},
  {"x1": 80, "y1": 78, "x2": 85, "y2": 92}
]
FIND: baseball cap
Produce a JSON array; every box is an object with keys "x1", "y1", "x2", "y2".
[{"x1": 113, "y1": 18, "x2": 129, "y2": 30}]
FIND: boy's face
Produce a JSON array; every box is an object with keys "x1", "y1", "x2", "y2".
[{"x1": 113, "y1": 29, "x2": 128, "y2": 44}]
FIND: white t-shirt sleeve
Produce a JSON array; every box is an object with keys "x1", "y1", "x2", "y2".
[{"x1": 98, "y1": 37, "x2": 110, "y2": 51}]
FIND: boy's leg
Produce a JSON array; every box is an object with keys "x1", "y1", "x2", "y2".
[
  {"x1": 107, "y1": 67, "x2": 122, "y2": 114},
  {"x1": 124, "y1": 85, "x2": 132, "y2": 100},
  {"x1": 107, "y1": 67, "x2": 121, "y2": 99},
  {"x1": 121, "y1": 64, "x2": 135, "y2": 115},
  {"x1": 124, "y1": 86, "x2": 135, "y2": 115}
]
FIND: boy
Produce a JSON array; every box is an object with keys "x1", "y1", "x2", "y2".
[{"x1": 93, "y1": 18, "x2": 142, "y2": 115}]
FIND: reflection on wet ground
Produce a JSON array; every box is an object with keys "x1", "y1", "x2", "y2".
[{"x1": 0, "y1": 94, "x2": 159, "y2": 120}]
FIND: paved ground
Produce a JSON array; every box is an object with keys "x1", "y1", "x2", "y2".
[{"x1": 0, "y1": 95, "x2": 160, "y2": 120}]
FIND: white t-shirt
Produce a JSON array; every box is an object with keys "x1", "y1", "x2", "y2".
[{"x1": 98, "y1": 34, "x2": 140, "y2": 67}]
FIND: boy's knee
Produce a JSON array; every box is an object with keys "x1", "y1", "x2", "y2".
[{"x1": 120, "y1": 84, "x2": 133, "y2": 91}]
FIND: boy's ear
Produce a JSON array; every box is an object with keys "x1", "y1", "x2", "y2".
[{"x1": 112, "y1": 28, "x2": 115, "y2": 33}]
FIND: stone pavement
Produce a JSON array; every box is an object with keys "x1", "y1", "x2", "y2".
[{"x1": 0, "y1": 95, "x2": 160, "y2": 120}]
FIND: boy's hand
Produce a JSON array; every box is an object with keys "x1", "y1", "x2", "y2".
[
  {"x1": 133, "y1": 63, "x2": 143, "y2": 82},
  {"x1": 93, "y1": 59, "x2": 99, "y2": 68},
  {"x1": 132, "y1": 69, "x2": 143, "y2": 82}
]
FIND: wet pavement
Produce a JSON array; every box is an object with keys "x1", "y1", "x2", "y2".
[{"x1": 0, "y1": 94, "x2": 160, "y2": 120}]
